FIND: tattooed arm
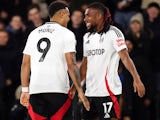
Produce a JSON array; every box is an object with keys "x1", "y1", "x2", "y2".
[
  {"x1": 65, "y1": 52, "x2": 81, "y2": 90},
  {"x1": 65, "y1": 52, "x2": 90, "y2": 111}
]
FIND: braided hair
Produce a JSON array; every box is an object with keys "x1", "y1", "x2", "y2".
[{"x1": 87, "y1": 2, "x2": 113, "y2": 35}]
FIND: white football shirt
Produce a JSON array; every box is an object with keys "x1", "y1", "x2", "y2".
[
  {"x1": 83, "y1": 25, "x2": 127, "y2": 97},
  {"x1": 23, "y1": 22, "x2": 76, "y2": 94}
]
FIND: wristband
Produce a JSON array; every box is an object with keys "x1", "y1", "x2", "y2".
[{"x1": 22, "y1": 87, "x2": 29, "y2": 92}]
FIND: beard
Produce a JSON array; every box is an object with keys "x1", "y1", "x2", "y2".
[{"x1": 86, "y1": 23, "x2": 96, "y2": 33}]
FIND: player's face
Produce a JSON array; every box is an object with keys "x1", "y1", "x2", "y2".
[{"x1": 84, "y1": 8, "x2": 99, "y2": 30}]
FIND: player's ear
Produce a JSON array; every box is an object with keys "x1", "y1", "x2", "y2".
[
  {"x1": 59, "y1": 9, "x2": 65, "y2": 18},
  {"x1": 97, "y1": 13, "x2": 103, "y2": 20}
]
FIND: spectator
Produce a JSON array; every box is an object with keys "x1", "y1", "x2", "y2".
[
  {"x1": 122, "y1": 13, "x2": 154, "y2": 120},
  {"x1": 32, "y1": 0, "x2": 49, "y2": 19},
  {"x1": 126, "y1": 13, "x2": 153, "y2": 60},
  {"x1": 6, "y1": 15, "x2": 25, "y2": 51},
  {"x1": 0, "y1": 9, "x2": 9, "y2": 25},
  {"x1": 114, "y1": 0, "x2": 142, "y2": 31},
  {"x1": 68, "y1": 9, "x2": 86, "y2": 64},
  {"x1": 24, "y1": 4, "x2": 45, "y2": 43},
  {"x1": 0, "y1": 30, "x2": 17, "y2": 119},
  {"x1": 0, "y1": 20, "x2": 5, "y2": 30},
  {"x1": 5, "y1": 15, "x2": 25, "y2": 88},
  {"x1": 143, "y1": 2, "x2": 160, "y2": 120}
]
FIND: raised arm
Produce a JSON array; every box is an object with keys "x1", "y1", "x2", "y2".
[
  {"x1": 65, "y1": 52, "x2": 90, "y2": 111},
  {"x1": 20, "y1": 54, "x2": 30, "y2": 108},
  {"x1": 119, "y1": 49, "x2": 145, "y2": 97}
]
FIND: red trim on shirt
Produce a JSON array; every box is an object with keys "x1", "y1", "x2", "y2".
[{"x1": 105, "y1": 67, "x2": 120, "y2": 119}]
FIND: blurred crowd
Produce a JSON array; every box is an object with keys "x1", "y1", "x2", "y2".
[{"x1": 0, "y1": 0, "x2": 160, "y2": 120}]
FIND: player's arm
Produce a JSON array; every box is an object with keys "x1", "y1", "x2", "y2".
[
  {"x1": 65, "y1": 52, "x2": 90, "y2": 111},
  {"x1": 20, "y1": 54, "x2": 30, "y2": 108},
  {"x1": 118, "y1": 49, "x2": 145, "y2": 97},
  {"x1": 80, "y1": 57, "x2": 87, "y2": 83},
  {"x1": 21, "y1": 54, "x2": 30, "y2": 87}
]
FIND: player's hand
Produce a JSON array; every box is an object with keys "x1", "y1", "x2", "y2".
[
  {"x1": 69, "y1": 86, "x2": 76, "y2": 99},
  {"x1": 20, "y1": 92, "x2": 30, "y2": 108},
  {"x1": 133, "y1": 79, "x2": 145, "y2": 98},
  {"x1": 78, "y1": 90, "x2": 90, "y2": 111}
]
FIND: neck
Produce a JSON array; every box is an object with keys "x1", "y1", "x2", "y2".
[
  {"x1": 50, "y1": 18, "x2": 66, "y2": 27},
  {"x1": 95, "y1": 21, "x2": 104, "y2": 33}
]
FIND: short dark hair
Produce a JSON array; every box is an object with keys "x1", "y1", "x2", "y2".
[
  {"x1": 27, "y1": 4, "x2": 40, "y2": 13},
  {"x1": 148, "y1": 2, "x2": 160, "y2": 10},
  {"x1": 48, "y1": 1, "x2": 68, "y2": 18},
  {"x1": 87, "y1": 2, "x2": 112, "y2": 34}
]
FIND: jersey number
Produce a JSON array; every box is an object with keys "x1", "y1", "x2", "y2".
[
  {"x1": 37, "y1": 38, "x2": 51, "y2": 62},
  {"x1": 103, "y1": 102, "x2": 113, "y2": 118}
]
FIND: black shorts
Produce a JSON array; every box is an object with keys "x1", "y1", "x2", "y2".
[
  {"x1": 27, "y1": 93, "x2": 72, "y2": 120},
  {"x1": 82, "y1": 95, "x2": 120, "y2": 120}
]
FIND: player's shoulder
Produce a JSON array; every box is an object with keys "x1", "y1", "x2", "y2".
[
  {"x1": 108, "y1": 25, "x2": 124, "y2": 37},
  {"x1": 83, "y1": 32, "x2": 90, "y2": 39},
  {"x1": 28, "y1": 24, "x2": 44, "y2": 37},
  {"x1": 50, "y1": 23, "x2": 75, "y2": 37},
  {"x1": 27, "y1": 29, "x2": 37, "y2": 40},
  {"x1": 61, "y1": 26, "x2": 75, "y2": 36}
]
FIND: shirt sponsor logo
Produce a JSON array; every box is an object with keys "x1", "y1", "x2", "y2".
[
  {"x1": 116, "y1": 39, "x2": 125, "y2": 47},
  {"x1": 87, "y1": 49, "x2": 105, "y2": 56}
]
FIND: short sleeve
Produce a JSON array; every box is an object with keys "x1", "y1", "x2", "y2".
[
  {"x1": 64, "y1": 31, "x2": 76, "y2": 53},
  {"x1": 83, "y1": 34, "x2": 88, "y2": 57},
  {"x1": 23, "y1": 33, "x2": 33, "y2": 55},
  {"x1": 111, "y1": 27, "x2": 127, "y2": 52}
]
